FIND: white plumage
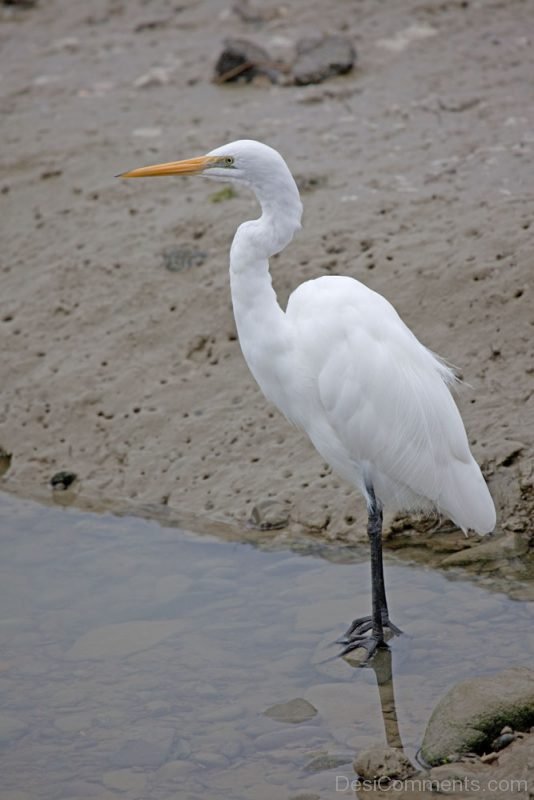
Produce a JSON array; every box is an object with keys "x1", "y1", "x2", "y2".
[
  {"x1": 121, "y1": 138, "x2": 496, "y2": 658},
  {"x1": 215, "y1": 140, "x2": 495, "y2": 535}
]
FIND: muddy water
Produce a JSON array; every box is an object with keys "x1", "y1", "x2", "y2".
[{"x1": 0, "y1": 493, "x2": 532, "y2": 800}]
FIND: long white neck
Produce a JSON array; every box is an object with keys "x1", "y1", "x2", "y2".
[{"x1": 228, "y1": 176, "x2": 302, "y2": 405}]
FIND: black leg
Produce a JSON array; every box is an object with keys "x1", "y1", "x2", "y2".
[
  {"x1": 368, "y1": 488, "x2": 385, "y2": 644},
  {"x1": 338, "y1": 486, "x2": 402, "y2": 660}
]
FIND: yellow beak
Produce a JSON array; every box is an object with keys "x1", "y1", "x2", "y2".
[{"x1": 118, "y1": 155, "x2": 218, "y2": 178}]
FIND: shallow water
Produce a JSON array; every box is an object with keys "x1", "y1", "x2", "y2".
[{"x1": 0, "y1": 493, "x2": 532, "y2": 800}]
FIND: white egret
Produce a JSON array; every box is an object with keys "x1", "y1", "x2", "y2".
[{"x1": 119, "y1": 140, "x2": 496, "y2": 660}]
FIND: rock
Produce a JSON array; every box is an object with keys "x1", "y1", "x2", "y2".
[
  {"x1": 500, "y1": 725, "x2": 513, "y2": 734},
  {"x1": 428, "y1": 735, "x2": 533, "y2": 797},
  {"x1": 263, "y1": 697, "x2": 317, "y2": 723},
  {"x1": 440, "y1": 532, "x2": 527, "y2": 566},
  {"x1": 2, "y1": 0, "x2": 37, "y2": 6},
  {"x1": 50, "y1": 470, "x2": 77, "y2": 490},
  {"x1": 66, "y1": 619, "x2": 187, "y2": 659},
  {"x1": 353, "y1": 743, "x2": 415, "y2": 780},
  {"x1": 214, "y1": 38, "x2": 281, "y2": 84},
  {"x1": 102, "y1": 770, "x2": 147, "y2": 792},
  {"x1": 248, "y1": 499, "x2": 289, "y2": 530},
  {"x1": 421, "y1": 667, "x2": 534, "y2": 765},
  {"x1": 252, "y1": 725, "x2": 321, "y2": 751},
  {"x1": 492, "y1": 732, "x2": 516, "y2": 751},
  {"x1": 292, "y1": 35, "x2": 356, "y2": 86},
  {"x1": 304, "y1": 753, "x2": 352, "y2": 772},
  {"x1": 156, "y1": 759, "x2": 192, "y2": 780},
  {"x1": 0, "y1": 446, "x2": 11, "y2": 477}
]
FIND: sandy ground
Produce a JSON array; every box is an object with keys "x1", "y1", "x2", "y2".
[{"x1": 1, "y1": 0, "x2": 533, "y2": 553}]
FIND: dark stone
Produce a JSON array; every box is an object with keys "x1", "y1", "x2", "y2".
[
  {"x1": 492, "y1": 732, "x2": 516, "y2": 751},
  {"x1": 50, "y1": 470, "x2": 77, "y2": 490},
  {"x1": 292, "y1": 35, "x2": 356, "y2": 85},
  {"x1": 0, "y1": 447, "x2": 12, "y2": 478},
  {"x1": 214, "y1": 38, "x2": 281, "y2": 84}
]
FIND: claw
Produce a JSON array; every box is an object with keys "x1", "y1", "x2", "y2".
[
  {"x1": 339, "y1": 635, "x2": 382, "y2": 662},
  {"x1": 340, "y1": 614, "x2": 402, "y2": 644},
  {"x1": 336, "y1": 614, "x2": 402, "y2": 663},
  {"x1": 342, "y1": 615, "x2": 373, "y2": 639}
]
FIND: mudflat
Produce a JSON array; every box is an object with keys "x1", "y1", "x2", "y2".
[{"x1": 1, "y1": 0, "x2": 532, "y2": 544}]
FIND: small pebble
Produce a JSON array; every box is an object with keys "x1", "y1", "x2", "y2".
[{"x1": 50, "y1": 470, "x2": 77, "y2": 490}]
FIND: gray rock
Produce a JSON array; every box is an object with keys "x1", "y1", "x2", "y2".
[
  {"x1": 292, "y1": 35, "x2": 356, "y2": 86},
  {"x1": 353, "y1": 743, "x2": 415, "y2": 780},
  {"x1": 440, "y1": 531, "x2": 527, "y2": 566},
  {"x1": 102, "y1": 769, "x2": 147, "y2": 792},
  {"x1": 263, "y1": 697, "x2": 317, "y2": 724},
  {"x1": 492, "y1": 732, "x2": 516, "y2": 751},
  {"x1": 421, "y1": 667, "x2": 534, "y2": 765},
  {"x1": 109, "y1": 734, "x2": 174, "y2": 769},
  {"x1": 304, "y1": 753, "x2": 352, "y2": 772}
]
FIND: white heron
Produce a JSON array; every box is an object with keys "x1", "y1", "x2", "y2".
[{"x1": 119, "y1": 140, "x2": 496, "y2": 660}]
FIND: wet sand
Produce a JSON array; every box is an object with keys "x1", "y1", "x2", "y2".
[{"x1": 1, "y1": 0, "x2": 533, "y2": 546}]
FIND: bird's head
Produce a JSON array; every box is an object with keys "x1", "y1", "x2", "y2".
[{"x1": 119, "y1": 139, "x2": 301, "y2": 211}]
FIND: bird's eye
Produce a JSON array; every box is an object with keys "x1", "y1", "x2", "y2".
[{"x1": 223, "y1": 156, "x2": 235, "y2": 167}]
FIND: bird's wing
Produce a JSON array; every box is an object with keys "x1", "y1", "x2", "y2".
[{"x1": 286, "y1": 276, "x2": 494, "y2": 531}]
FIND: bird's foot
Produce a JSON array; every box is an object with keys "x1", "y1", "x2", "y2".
[
  {"x1": 338, "y1": 634, "x2": 384, "y2": 662},
  {"x1": 335, "y1": 614, "x2": 402, "y2": 663},
  {"x1": 337, "y1": 614, "x2": 402, "y2": 645}
]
